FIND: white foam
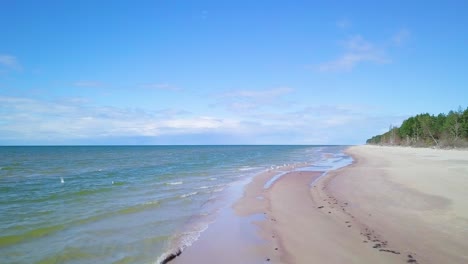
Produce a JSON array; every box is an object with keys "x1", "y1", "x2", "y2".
[
  {"x1": 166, "y1": 181, "x2": 183, "y2": 185},
  {"x1": 143, "y1": 200, "x2": 160, "y2": 205},
  {"x1": 263, "y1": 171, "x2": 288, "y2": 189},
  {"x1": 212, "y1": 187, "x2": 224, "y2": 193},
  {"x1": 180, "y1": 191, "x2": 198, "y2": 198},
  {"x1": 238, "y1": 166, "x2": 258, "y2": 171},
  {"x1": 155, "y1": 215, "x2": 213, "y2": 264}
]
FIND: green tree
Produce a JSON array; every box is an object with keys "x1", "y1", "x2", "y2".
[
  {"x1": 417, "y1": 114, "x2": 439, "y2": 146},
  {"x1": 462, "y1": 107, "x2": 468, "y2": 138},
  {"x1": 399, "y1": 117, "x2": 415, "y2": 144},
  {"x1": 412, "y1": 115, "x2": 423, "y2": 143},
  {"x1": 435, "y1": 113, "x2": 446, "y2": 138},
  {"x1": 366, "y1": 107, "x2": 468, "y2": 147},
  {"x1": 444, "y1": 108, "x2": 462, "y2": 141}
]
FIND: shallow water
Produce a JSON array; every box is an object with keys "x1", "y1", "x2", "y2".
[{"x1": 0, "y1": 145, "x2": 349, "y2": 263}]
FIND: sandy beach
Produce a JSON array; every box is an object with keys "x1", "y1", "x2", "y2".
[
  {"x1": 175, "y1": 145, "x2": 468, "y2": 263},
  {"x1": 321, "y1": 145, "x2": 468, "y2": 263}
]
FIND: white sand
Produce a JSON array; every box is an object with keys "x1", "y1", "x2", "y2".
[{"x1": 323, "y1": 145, "x2": 468, "y2": 263}]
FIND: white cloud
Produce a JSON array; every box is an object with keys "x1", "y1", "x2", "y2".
[
  {"x1": 318, "y1": 52, "x2": 389, "y2": 72},
  {"x1": 318, "y1": 35, "x2": 390, "y2": 72},
  {"x1": 0, "y1": 96, "x2": 405, "y2": 145},
  {"x1": 0, "y1": 54, "x2": 21, "y2": 70},
  {"x1": 317, "y1": 27, "x2": 411, "y2": 73},
  {"x1": 342, "y1": 35, "x2": 373, "y2": 51},
  {"x1": 0, "y1": 96, "x2": 240, "y2": 142}
]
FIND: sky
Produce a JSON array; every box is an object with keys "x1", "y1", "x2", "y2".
[{"x1": 1, "y1": 1, "x2": 467, "y2": 145}]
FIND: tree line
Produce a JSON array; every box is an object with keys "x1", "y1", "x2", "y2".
[{"x1": 366, "y1": 106, "x2": 468, "y2": 148}]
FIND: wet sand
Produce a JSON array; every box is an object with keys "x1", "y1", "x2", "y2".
[
  {"x1": 173, "y1": 167, "x2": 303, "y2": 264},
  {"x1": 174, "y1": 145, "x2": 468, "y2": 263},
  {"x1": 234, "y1": 169, "x2": 398, "y2": 263}
]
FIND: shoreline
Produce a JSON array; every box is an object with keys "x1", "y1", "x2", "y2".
[
  {"x1": 170, "y1": 145, "x2": 468, "y2": 263},
  {"x1": 232, "y1": 155, "x2": 399, "y2": 263},
  {"x1": 170, "y1": 148, "x2": 352, "y2": 263},
  {"x1": 171, "y1": 164, "x2": 318, "y2": 264}
]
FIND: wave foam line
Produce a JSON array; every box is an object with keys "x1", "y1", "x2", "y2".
[
  {"x1": 165, "y1": 181, "x2": 183, "y2": 185},
  {"x1": 156, "y1": 248, "x2": 182, "y2": 264},
  {"x1": 155, "y1": 225, "x2": 209, "y2": 264},
  {"x1": 180, "y1": 192, "x2": 198, "y2": 198}
]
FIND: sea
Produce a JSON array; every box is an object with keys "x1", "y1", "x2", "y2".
[{"x1": 0, "y1": 145, "x2": 351, "y2": 264}]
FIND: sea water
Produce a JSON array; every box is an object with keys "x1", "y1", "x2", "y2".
[{"x1": 0, "y1": 145, "x2": 350, "y2": 264}]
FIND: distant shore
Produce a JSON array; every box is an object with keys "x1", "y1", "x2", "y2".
[{"x1": 174, "y1": 145, "x2": 468, "y2": 263}]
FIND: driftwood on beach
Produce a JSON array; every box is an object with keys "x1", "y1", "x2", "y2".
[{"x1": 160, "y1": 249, "x2": 182, "y2": 264}]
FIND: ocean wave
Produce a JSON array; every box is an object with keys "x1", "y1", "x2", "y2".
[
  {"x1": 0, "y1": 223, "x2": 66, "y2": 247},
  {"x1": 155, "y1": 221, "x2": 210, "y2": 264},
  {"x1": 197, "y1": 184, "x2": 224, "y2": 190},
  {"x1": 180, "y1": 192, "x2": 198, "y2": 198},
  {"x1": 238, "y1": 166, "x2": 259, "y2": 171},
  {"x1": 69, "y1": 200, "x2": 163, "y2": 228},
  {"x1": 212, "y1": 187, "x2": 224, "y2": 193},
  {"x1": 115, "y1": 201, "x2": 161, "y2": 215},
  {"x1": 36, "y1": 246, "x2": 95, "y2": 263},
  {"x1": 70, "y1": 187, "x2": 113, "y2": 197},
  {"x1": 165, "y1": 181, "x2": 183, "y2": 185},
  {"x1": 111, "y1": 181, "x2": 125, "y2": 186},
  {"x1": 1, "y1": 185, "x2": 114, "y2": 205}
]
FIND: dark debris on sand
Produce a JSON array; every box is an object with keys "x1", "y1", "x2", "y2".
[
  {"x1": 379, "y1": 249, "x2": 400, "y2": 254},
  {"x1": 407, "y1": 254, "x2": 418, "y2": 263},
  {"x1": 160, "y1": 249, "x2": 182, "y2": 264}
]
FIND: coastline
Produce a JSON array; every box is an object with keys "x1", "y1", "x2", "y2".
[
  {"x1": 3, "y1": 146, "x2": 349, "y2": 264},
  {"x1": 233, "y1": 153, "x2": 396, "y2": 263},
  {"x1": 171, "y1": 145, "x2": 468, "y2": 264},
  {"x1": 171, "y1": 148, "x2": 352, "y2": 263},
  {"x1": 172, "y1": 165, "x2": 319, "y2": 264}
]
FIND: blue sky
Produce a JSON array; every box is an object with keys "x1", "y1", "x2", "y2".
[{"x1": 1, "y1": 1, "x2": 467, "y2": 145}]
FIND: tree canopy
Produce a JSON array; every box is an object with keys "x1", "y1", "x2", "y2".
[{"x1": 367, "y1": 107, "x2": 468, "y2": 148}]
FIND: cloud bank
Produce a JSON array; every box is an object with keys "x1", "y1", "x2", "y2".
[
  {"x1": 318, "y1": 35, "x2": 390, "y2": 72},
  {"x1": 0, "y1": 94, "x2": 405, "y2": 145},
  {"x1": 318, "y1": 29, "x2": 410, "y2": 72}
]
